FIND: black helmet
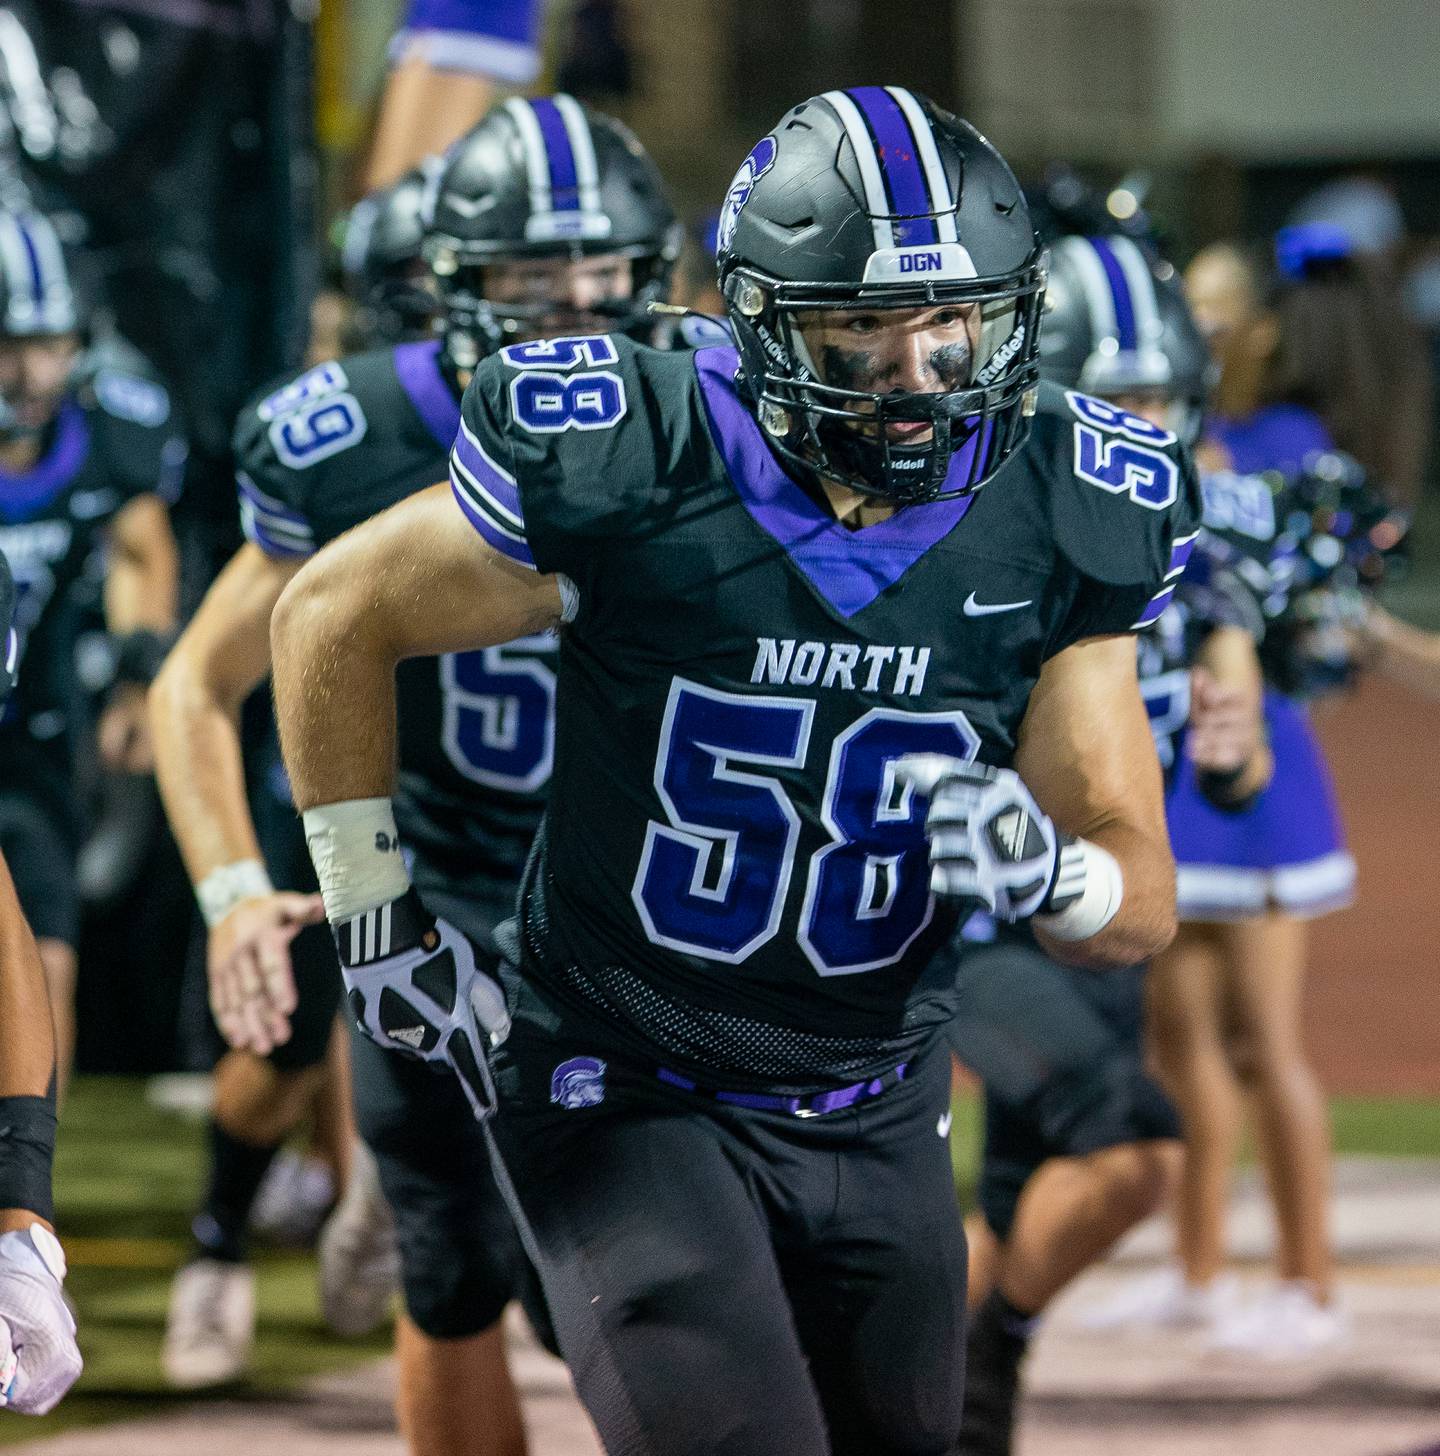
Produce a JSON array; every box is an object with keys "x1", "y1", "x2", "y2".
[
  {"x1": 1040, "y1": 233, "x2": 1211, "y2": 447},
  {"x1": 338, "y1": 163, "x2": 438, "y2": 346},
  {"x1": 716, "y1": 87, "x2": 1045, "y2": 504},
  {"x1": 422, "y1": 94, "x2": 681, "y2": 366}
]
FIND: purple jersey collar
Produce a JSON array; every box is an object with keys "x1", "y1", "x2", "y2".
[
  {"x1": 693, "y1": 347, "x2": 976, "y2": 619},
  {"x1": 0, "y1": 399, "x2": 90, "y2": 523},
  {"x1": 393, "y1": 339, "x2": 462, "y2": 452}
]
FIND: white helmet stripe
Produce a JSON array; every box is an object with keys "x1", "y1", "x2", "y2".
[
  {"x1": 1056, "y1": 236, "x2": 1119, "y2": 355},
  {"x1": 27, "y1": 213, "x2": 72, "y2": 331},
  {"x1": 884, "y1": 87, "x2": 958, "y2": 244},
  {"x1": 1111, "y1": 235, "x2": 1162, "y2": 349},
  {"x1": 552, "y1": 94, "x2": 603, "y2": 217},
  {"x1": 821, "y1": 90, "x2": 894, "y2": 252},
  {"x1": 0, "y1": 215, "x2": 35, "y2": 329},
  {"x1": 503, "y1": 97, "x2": 553, "y2": 218}
]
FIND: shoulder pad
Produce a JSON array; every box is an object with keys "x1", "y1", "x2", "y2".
[{"x1": 92, "y1": 370, "x2": 171, "y2": 429}]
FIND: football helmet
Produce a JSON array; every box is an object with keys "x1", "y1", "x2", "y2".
[
  {"x1": 716, "y1": 87, "x2": 1045, "y2": 504},
  {"x1": 0, "y1": 206, "x2": 80, "y2": 438},
  {"x1": 1040, "y1": 233, "x2": 1211, "y2": 446},
  {"x1": 422, "y1": 94, "x2": 681, "y2": 366},
  {"x1": 338, "y1": 164, "x2": 438, "y2": 346}
]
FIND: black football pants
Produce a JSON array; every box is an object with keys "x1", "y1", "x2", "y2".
[{"x1": 486, "y1": 978, "x2": 968, "y2": 1456}]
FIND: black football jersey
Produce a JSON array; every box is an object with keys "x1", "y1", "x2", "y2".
[
  {"x1": 450, "y1": 336, "x2": 1201, "y2": 1091},
  {"x1": 0, "y1": 365, "x2": 185, "y2": 782},
  {"x1": 235, "y1": 339, "x2": 556, "y2": 893}
]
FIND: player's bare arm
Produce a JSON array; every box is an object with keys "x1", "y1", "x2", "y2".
[
  {"x1": 149, "y1": 544, "x2": 324, "y2": 1054},
  {"x1": 98, "y1": 492, "x2": 180, "y2": 773},
  {"x1": 272, "y1": 480, "x2": 563, "y2": 812},
  {"x1": 1014, "y1": 634, "x2": 1177, "y2": 968}
]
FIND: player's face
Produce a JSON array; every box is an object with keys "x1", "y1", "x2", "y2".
[
  {"x1": 0, "y1": 333, "x2": 80, "y2": 432},
  {"x1": 796, "y1": 303, "x2": 982, "y2": 443},
  {"x1": 1184, "y1": 247, "x2": 1256, "y2": 363},
  {"x1": 1107, "y1": 392, "x2": 1170, "y2": 433},
  {"x1": 485, "y1": 252, "x2": 635, "y2": 339}
]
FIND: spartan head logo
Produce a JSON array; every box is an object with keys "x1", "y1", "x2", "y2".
[
  {"x1": 550, "y1": 1056, "x2": 608, "y2": 1110},
  {"x1": 718, "y1": 136, "x2": 778, "y2": 254}
]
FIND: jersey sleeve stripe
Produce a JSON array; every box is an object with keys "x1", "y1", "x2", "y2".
[
  {"x1": 1165, "y1": 530, "x2": 1199, "y2": 581},
  {"x1": 237, "y1": 471, "x2": 315, "y2": 557},
  {"x1": 1131, "y1": 583, "x2": 1176, "y2": 630},
  {"x1": 448, "y1": 465, "x2": 532, "y2": 567},
  {"x1": 452, "y1": 421, "x2": 523, "y2": 519},
  {"x1": 237, "y1": 470, "x2": 312, "y2": 528}
]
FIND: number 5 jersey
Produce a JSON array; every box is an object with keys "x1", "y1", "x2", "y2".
[{"x1": 450, "y1": 335, "x2": 1201, "y2": 1092}]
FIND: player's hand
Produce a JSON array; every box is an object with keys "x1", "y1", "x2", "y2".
[
  {"x1": 97, "y1": 683, "x2": 154, "y2": 775},
  {"x1": 208, "y1": 891, "x2": 326, "y2": 1055},
  {"x1": 895, "y1": 756, "x2": 1060, "y2": 920},
  {"x1": 0, "y1": 1226, "x2": 81, "y2": 1416},
  {"x1": 334, "y1": 889, "x2": 511, "y2": 1121},
  {"x1": 1186, "y1": 667, "x2": 1261, "y2": 773}
]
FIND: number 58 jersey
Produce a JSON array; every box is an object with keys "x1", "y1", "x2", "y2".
[{"x1": 451, "y1": 336, "x2": 1201, "y2": 1092}]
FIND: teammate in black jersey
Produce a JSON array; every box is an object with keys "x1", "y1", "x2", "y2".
[
  {"x1": 150, "y1": 97, "x2": 679, "y2": 1448},
  {"x1": 271, "y1": 89, "x2": 1198, "y2": 1455},
  {"x1": 0, "y1": 206, "x2": 182, "y2": 1093},
  {"x1": 0, "y1": 546, "x2": 82, "y2": 1418}
]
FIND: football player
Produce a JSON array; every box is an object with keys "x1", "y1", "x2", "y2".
[
  {"x1": 0, "y1": 545, "x2": 82, "y2": 1418},
  {"x1": 269, "y1": 89, "x2": 1197, "y2": 1454},
  {"x1": 943, "y1": 231, "x2": 1269, "y2": 1454},
  {"x1": 0, "y1": 206, "x2": 182, "y2": 1094},
  {"x1": 149, "y1": 97, "x2": 678, "y2": 1451}
]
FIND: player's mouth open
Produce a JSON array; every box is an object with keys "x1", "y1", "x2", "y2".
[{"x1": 885, "y1": 420, "x2": 933, "y2": 443}]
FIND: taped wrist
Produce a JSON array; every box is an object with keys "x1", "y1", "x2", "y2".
[
  {"x1": 0, "y1": 1093, "x2": 57, "y2": 1223},
  {"x1": 1035, "y1": 837, "x2": 1124, "y2": 943},
  {"x1": 302, "y1": 798, "x2": 411, "y2": 923},
  {"x1": 195, "y1": 859, "x2": 275, "y2": 929}
]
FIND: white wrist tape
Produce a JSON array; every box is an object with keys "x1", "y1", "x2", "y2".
[
  {"x1": 1034, "y1": 839, "x2": 1124, "y2": 942},
  {"x1": 196, "y1": 859, "x2": 274, "y2": 929},
  {"x1": 302, "y1": 798, "x2": 411, "y2": 923}
]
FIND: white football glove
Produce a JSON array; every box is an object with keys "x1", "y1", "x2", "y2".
[
  {"x1": 895, "y1": 756, "x2": 1064, "y2": 920},
  {"x1": 335, "y1": 889, "x2": 511, "y2": 1121},
  {"x1": 0, "y1": 1225, "x2": 81, "y2": 1415}
]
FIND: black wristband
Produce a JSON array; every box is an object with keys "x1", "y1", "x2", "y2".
[
  {"x1": 1197, "y1": 760, "x2": 1260, "y2": 814},
  {"x1": 333, "y1": 886, "x2": 435, "y2": 968},
  {"x1": 112, "y1": 628, "x2": 174, "y2": 687},
  {"x1": 0, "y1": 1092, "x2": 57, "y2": 1222}
]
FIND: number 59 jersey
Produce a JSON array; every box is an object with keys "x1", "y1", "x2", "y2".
[
  {"x1": 235, "y1": 339, "x2": 556, "y2": 890},
  {"x1": 452, "y1": 336, "x2": 1201, "y2": 1092}
]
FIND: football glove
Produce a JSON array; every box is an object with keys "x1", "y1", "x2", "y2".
[
  {"x1": 895, "y1": 756, "x2": 1064, "y2": 920},
  {"x1": 334, "y1": 888, "x2": 510, "y2": 1121},
  {"x1": 0, "y1": 1226, "x2": 81, "y2": 1415}
]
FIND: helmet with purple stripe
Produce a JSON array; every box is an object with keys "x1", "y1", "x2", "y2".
[
  {"x1": 716, "y1": 87, "x2": 1045, "y2": 504},
  {"x1": 422, "y1": 94, "x2": 681, "y2": 366}
]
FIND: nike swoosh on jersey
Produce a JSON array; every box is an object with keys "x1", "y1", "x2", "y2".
[
  {"x1": 963, "y1": 591, "x2": 1033, "y2": 617},
  {"x1": 937, "y1": 1110, "x2": 953, "y2": 1138}
]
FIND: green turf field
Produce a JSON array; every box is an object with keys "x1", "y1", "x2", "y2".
[{"x1": 2, "y1": 1076, "x2": 1436, "y2": 1446}]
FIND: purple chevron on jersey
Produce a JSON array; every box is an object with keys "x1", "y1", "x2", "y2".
[
  {"x1": 694, "y1": 348, "x2": 978, "y2": 618},
  {"x1": 393, "y1": 340, "x2": 461, "y2": 451},
  {"x1": 0, "y1": 401, "x2": 89, "y2": 523},
  {"x1": 1088, "y1": 235, "x2": 1138, "y2": 351},
  {"x1": 846, "y1": 86, "x2": 939, "y2": 247}
]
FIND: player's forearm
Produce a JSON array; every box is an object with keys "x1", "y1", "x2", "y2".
[
  {"x1": 0, "y1": 863, "x2": 56, "y2": 1100},
  {"x1": 149, "y1": 655, "x2": 266, "y2": 888},
  {"x1": 365, "y1": 62, "x2": 497, "y2": 190},
  {"x1": 270, "y1": 560, "x2": 400, "y2": 812},
  {"x1": 1035, "y1": 819, "x2": 1176, "y2": 970},
  {"x1": 105, "y1": 501, "x2": 179, "y2": 634}
]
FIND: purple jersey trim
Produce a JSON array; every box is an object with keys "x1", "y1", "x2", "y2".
[
  {"x1": 528, "y1": 97, "x2": 580, "y2": 211},
  {"x1": 393, "y1": 340, "x2": 462, "y2": 451},
  {"x1": 845, "y1": 86, "x2": 938, "y2": 247},
  {"x1": 693, "y1": 347, "x2": 977, "y2": 619},
  {"x1": 1088, "y1": 235, "x2": 1138, "y2": 351},
  {"x1": 449, "y1": 417, "x2": 534, "y2": 568},
  {"x1": 0, "y1": 400, "x2": 90, "y2": 523}
]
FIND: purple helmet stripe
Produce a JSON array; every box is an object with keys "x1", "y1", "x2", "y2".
[
  {"x1": 527, "y1": 96, "x2": 580, "y2": 212},
  {"x1": 1087, "y1": 236, "x2": 1139, "y2": 351},
  {"x1": 844, "y1": 86, "x2": 939, "y2": 247},
  {"x1": 12, "y1": 216, "x2": 44, "y2": 310}
]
